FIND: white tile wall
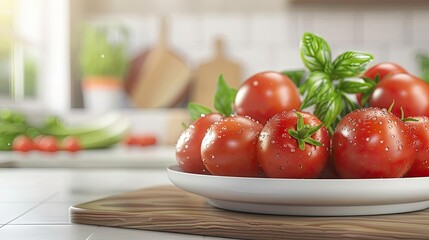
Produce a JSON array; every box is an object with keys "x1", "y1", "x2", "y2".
[{"x1": 90, "y1": 5, "x2": 429, "y2": 82}]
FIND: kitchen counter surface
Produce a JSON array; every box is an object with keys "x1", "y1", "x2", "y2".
[{"x1": 0, "y1": 167, "x2": 230, "y2": 239}]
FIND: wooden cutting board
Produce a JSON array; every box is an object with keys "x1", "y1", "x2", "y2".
[
  {"x1": 191, "y1": 38, "x2": 242, "y2": 108},
  {"x1": 70, "y1": 185, "x2": 429, "y2": 240},
  {"x1": 126, "y1": 17, "x2": 191, "y2": 108}
]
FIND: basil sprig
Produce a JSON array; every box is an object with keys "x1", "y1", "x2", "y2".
[
  {"x1": 187, "y1": 74, "x2": 237, "y2": 124},
  {"x1": 214, "y1": 74, "x2": 237, "y2": 117},
  {"x1": 299, "y1": 32, "x2": 374, "y2": 134}
]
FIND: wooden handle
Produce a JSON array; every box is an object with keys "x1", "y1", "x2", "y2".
[
  {"x1": 159, "y1": 16, "x2": 168, "y2": 47},
  {"x1": 214, "y1": 37, "x2": 225, "y2": 60}
]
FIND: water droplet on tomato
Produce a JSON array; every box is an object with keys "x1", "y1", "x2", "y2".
[
  {"x1": 398, "y1": 145, "x2": 403, "y2": 150},
  {"x1": 366, "y1": 137, "x2": 371, "y2": 142},
  {"x1": 253, "y1": 81, "x2": 259, "y2": 86},
  {"x1": 279, "y1": 166, "x2": 284, "y2": 171},
  {"x1": 380, "y1": 140, "x2": 384, "y2": 144},
  {"x1": 385, "y1": 147, "x2": 389, "y2": 151},
  {"x1": 290, "y1": 149, "x2": 296, "y2": 153}
]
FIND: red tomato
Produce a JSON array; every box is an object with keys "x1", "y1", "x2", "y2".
[
  {"x1": 176, "y1": 113, "x2": 223, "y2": 174},
  {"x1": 405, "y1": 117, "x2": 429, "y2": 177},
  {"x1": 37, "y1": 135, "x2": 59, "y2": 152},
  {"x1": 257, "y1": 111, "x2": 330, "y2": 178},
  {"x1": 369, "y1": 73, "x2": 429, "y2": 118},
  {"x1": 201, "y1": 115, "x2": 264, "y2": 177},
  {"x1": 333, "y1": 108, "x2": 415, "y2": 178},
  {"x1": 357, "y1": 62, "x2": 407, "y2": 105},
  {"x1": 318, "y1": 155, "x2": 340, "y2": 179},
  {"x1": 234, "y1": 71, "x2": 301, "y2": 125},
  {"x1": 62, "y1": 136, "x2": 81, "y2": 152},
  {"x1": 12, "y1": 135, "x2": 34, "y2": 152},
  {"x1": 364, "y1": 62, "x2": 407, "y2": 80}
]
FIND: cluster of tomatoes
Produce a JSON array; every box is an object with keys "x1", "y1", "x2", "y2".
[
  {"x1": 12, "y1": 135, "x2": 81, "y2": 152},
  {"x1": 176, "y1": 63, "x2": 429, "y2": 179}
]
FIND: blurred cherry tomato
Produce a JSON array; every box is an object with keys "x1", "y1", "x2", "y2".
[
  {"x1": 234, "y1": 71, "x2": 301, "y2": 124},
  {"x1": 257, "y1": 111, "x2": 330, "y2": 178},
  {"x1": 201, "y1": 115, "x2": 264, "y2": 177},
  {"x1": 125, "y1": 134, "x2": 157, "y2": 147},
  {"x1": 405, "y1": 117, "x2": 429, "y2": 177},
  {"x1": 62, "y1": 136, "x2": 81, "y2": 152},
  {"x1": 369, "y1": 73, "x2": 429, "y2": 118},
  {"x1": 12, "y1": 135, "x2": 34, "y2": 152},
  {"x1": 176, "y1": 113, "x2": 223, "y2": 174},
  {"x1": 37, "y1": 135, "x2": 59, "y2": 152}
]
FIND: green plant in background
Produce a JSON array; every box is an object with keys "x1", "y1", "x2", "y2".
[
  {"x1": 79, "y1": 24, "x2": 129, "y2": 79},
  {"x1": 417, "y1": 52, "x2": 429, "y2": 84}
]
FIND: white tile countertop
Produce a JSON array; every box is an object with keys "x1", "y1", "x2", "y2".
[{"x1": 0, "y1": 167, "x2": 232, "y2": 240}]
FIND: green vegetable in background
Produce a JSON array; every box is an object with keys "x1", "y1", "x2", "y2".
[
  {"x1": 0, "y1": 110, "x2": 130, "y2": 150},
  {"x1": 299, "y1": 32, "x2": 374, "y2": 134},
  {"x1": 417, "y1": 52, "x2": 429, "y2": 83}
]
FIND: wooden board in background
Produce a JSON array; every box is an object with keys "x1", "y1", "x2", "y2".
[
  {"x1": 70, "y1": 185, "x2": 429, "y2": 240},
  {"x1": 127, "y1": 17, "x2": 191, "y2": 108},
  {"x1": 191, "y1": 38, "x2": 242, "y2": 108}
]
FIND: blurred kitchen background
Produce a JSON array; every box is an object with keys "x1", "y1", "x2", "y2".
[{"x1": 1, "y1": 0, "x2": 429, "y2": 167}]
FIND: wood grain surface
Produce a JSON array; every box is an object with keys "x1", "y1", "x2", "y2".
[{"x1": 70, "y1": 185, "x2": 429, "y2": 240}]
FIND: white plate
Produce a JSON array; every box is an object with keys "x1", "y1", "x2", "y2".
[{"x1": 167, "y1": 165, "x2": 429, "y2": 216}]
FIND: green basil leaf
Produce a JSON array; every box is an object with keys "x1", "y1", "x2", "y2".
[
  {"x1": 314, "y1": 92, "x2": 344, "y2": 129},
  {"x1": 332, "y1": 51, "x2": 374, "y2": 78},
  {"x1": 188, "y1": 103, "x2": 212, "y2": 122},
  {"x1": 300, "y1": 32, "x2": 332, "y2": 73},
  {"x1": 214, "y1": 74, "x2": 237, "y2": 116},
  {"x1": 281, "y1": 69, "x2": 306, "y2": 87},
  {"x1": 337, "y1": 78, "x2": 374, "y2": 94},
  {"x1": 300, "y1": 71, "x2": 333, "y2": 109}
]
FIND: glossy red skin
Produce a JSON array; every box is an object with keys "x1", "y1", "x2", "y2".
[
  {"x1": 364, "y1": 62, "x2": 407, "y2": 80},
  {"x1": 12, "y1": 135, "x2": 34, "y2": 152},
  {"x1": 333, "y1": 108, "x2": 415, "y2": 178},
  {"x1": 318, "y1": 154, "x2": 340, "y2": 179},
  {"x1": 369, "y1": 73, "x2": 429, "y2": 118},
  {"x1": 257, "y1": 111, "x2": 330, "y2": 178},
  {"x1": 357, "y1": 62, "x2": 407, "y2": 105},
  {"x1": 176, "y1": 113, "x2": 223, "y2": 174},
  {"x1": 201, "y1": 115, "x2": 264, "y2": 177},
  {"x1": 405, "y1": 117, "x2": 429, "y2": 177},
  {"x1": 234, "y1": 71, "x2": 301, "y2": 125}
]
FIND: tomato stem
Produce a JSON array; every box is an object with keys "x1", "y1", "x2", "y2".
[{"x1": 288, "y1": 112, "x2": 323, "y2": 150}]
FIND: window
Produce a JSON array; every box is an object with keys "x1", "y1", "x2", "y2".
[{"x1": 0, "y1": 0, "x2": 70, "y2": 113}]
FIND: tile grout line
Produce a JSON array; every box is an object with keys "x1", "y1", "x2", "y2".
[{"x1": 2, "y1": 191, "x2": 61, "y2": 227}]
